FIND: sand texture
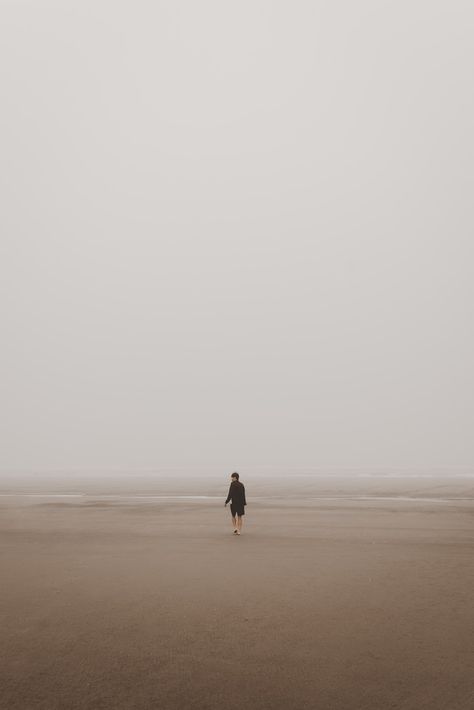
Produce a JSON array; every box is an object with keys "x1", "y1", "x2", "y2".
[{"x1": 1, "y1": 472, "x2": 474, "y2": 709}]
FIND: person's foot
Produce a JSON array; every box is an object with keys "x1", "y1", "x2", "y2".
[
  {"x1": 233, "y1": 530, "x2": 238, "y2": 534},
  {"x1": 236, "y1": 531, "x2": 241, "y2": 535}
]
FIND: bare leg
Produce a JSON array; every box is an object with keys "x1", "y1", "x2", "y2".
[
  {"x1": 236, "y1": 515, "x2": 243, "y2": 534},
  {"x1": 231, "y1": 514, "x2": 237, "y2": 532}
]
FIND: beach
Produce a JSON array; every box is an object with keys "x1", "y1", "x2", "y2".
[{"x1": 1, "y1": 471, "x2": 473, "y2": 709}]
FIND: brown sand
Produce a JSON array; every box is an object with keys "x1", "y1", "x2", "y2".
[{"x1": 1, "y1": 472, "x2": 474, "y2": 710}]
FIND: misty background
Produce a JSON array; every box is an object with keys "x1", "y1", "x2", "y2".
[{"x1": 1, "y1": 1, "x2": 473, "y2": 472}]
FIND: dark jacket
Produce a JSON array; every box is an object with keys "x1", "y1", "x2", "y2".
[{"x1": 225, "y1": 481, "x2": 247, "y2": 507}]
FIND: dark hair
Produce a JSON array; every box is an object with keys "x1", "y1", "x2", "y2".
[{"x1": 231, "y1": 472, "x2": 239, "y2": 480}]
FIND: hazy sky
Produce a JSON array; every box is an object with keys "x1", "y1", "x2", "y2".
[{"x1": 1, "y1": 1, "x2": 473, "y2": 471}]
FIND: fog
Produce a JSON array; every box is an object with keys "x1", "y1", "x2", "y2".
[{"x1": 1, "y1": 1, "x2": 473, "y2": 472}]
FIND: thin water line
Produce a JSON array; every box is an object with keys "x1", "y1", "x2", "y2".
[{"x1": 0, "y1": 493, "x2": 473, "y2": 503}]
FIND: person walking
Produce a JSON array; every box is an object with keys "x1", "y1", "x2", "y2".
[{"x1": 225, "y1": 472, "x2": 246, "y2": 535}]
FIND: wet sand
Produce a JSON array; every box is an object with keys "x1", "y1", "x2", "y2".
[{"x1": 1, "y1": 472, "x2": 474, "y2": 709}]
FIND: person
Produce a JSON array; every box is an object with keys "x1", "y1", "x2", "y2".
[{"x1": 225, "y1": 472, "x2": 246, "y2": 535}]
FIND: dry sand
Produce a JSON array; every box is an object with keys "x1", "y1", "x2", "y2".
[{"x1": 1, "y1": 471, "x2": 474, "y2": 710}]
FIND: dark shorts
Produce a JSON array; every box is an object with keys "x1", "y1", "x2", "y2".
[{"x1": 230, "y1": 504, "x2": 245, "y2": 517}]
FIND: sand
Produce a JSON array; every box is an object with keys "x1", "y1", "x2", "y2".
[{"x1": 1, "y1": 471, "x2": 474, "y2": 710}]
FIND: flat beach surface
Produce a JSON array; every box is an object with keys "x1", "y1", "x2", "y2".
[{"x1": 1, "y1": 471, "x2": 474, "y2": 710}]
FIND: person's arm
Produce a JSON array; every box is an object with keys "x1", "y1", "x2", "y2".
[
  {"x1": 243, "y1": 485, "x2": 247, "y2": 506},
  {"x1": 225, "y1": 483, "x2": 233, "y2": 506}
]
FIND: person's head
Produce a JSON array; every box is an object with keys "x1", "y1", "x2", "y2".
[{"x1": 231, "y1": 472, "x2": 239, "y2": 481}]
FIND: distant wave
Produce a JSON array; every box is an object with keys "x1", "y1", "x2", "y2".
[{"x1": 1, "y1": 493, "x2": 473, "y2": 504}]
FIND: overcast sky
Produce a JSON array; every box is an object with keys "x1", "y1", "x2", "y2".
[{"x1": 1, "y1": 1, "x2": 473, "y2": 472}]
